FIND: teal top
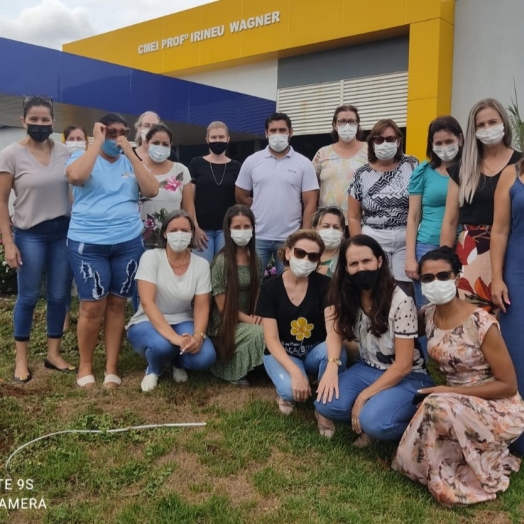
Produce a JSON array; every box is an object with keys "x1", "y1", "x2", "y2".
[{"x1": 408, "y1": 161, "x2": 450, "y2": 245}]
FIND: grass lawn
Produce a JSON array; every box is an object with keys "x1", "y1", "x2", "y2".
[{"x1": 0, "y1": 298, "x2": 523, "y2": 524}]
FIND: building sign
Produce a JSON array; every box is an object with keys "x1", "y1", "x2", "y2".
[{"x1": 137, "y1": 11, "x2": 281, "y2": 55}]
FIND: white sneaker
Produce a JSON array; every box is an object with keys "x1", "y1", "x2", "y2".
[
  {"x1": 172, "y1": 366, "x2": 188, "y2": 383},
  {"x1": 141, "y1": 373, "x2": 159, "y2": 392}
]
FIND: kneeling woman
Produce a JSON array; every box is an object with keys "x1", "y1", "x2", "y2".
[
  {"x1": 256, "y1": 230, "x2": 347, "y2": 433},
  {"x1": 315, "y1": 235, "x2": 433, "y2": 444},
  {"x1": 393, "y1": 247, "x2": 524, "y2": 506},
  {"x1": 127, "y1": 210, "x2": 216, "y2": 391}
]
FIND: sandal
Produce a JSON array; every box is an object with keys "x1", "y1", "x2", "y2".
[
  {"x1": 103, "y1": 373, "x2": 122, "y2": 388},
  {"x1": 76, "y1": 374, "x2": 95, "y2": 388},
  {"x1": 13, "y1": 372, "x2": 32, "y2": 384},
  {"x1": 315, "y1": 409, "x2": 336, "y2": 439}
]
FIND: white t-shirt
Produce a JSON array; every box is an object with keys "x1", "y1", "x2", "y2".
[
  {"x1": 235, "y1": 146, "x2": 319, "y2": 241},
  {"x1": 127, "y1": 249, "x2": 211, "y2": 328}
]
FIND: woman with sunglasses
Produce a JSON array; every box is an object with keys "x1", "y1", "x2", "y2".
[
  {"x1": 393, "y1": 247, "x2": 524, "y2": 505},
  {"x1": 315, "y1": 235, "x2": 432, "y2": 444},
  {"x1": 208, "y1": 205, "x2": 264, "y2": 387},
  {"x1": 312, "y1": 206, "x2": 345, "y2": 278},
  {"x1": 0, "y1": 95, "x2": 76, "y2": 382},
  {"x1": 313, "y1": 105, "x2": 367, "y2": 219},
  {"x1": 348, "y1": 119, "x2": 418, "y2": 295},
  {"x1": 256, "y1": 230, "x2": 347, "y2": 432},
  {"x1": 66, "y1": 112, "x2": 159, "y2": 388}
]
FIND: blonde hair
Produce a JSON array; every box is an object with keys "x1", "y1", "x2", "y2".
[
  {"x1": 206, "y1": 121, "x2": 229, "y2": 137},
  {"x1": 459, "y1": 98, "x2": 513, "y2": 205},
  {"x1": 134, "y1": 111, "x2": 161, "y2": 146}
]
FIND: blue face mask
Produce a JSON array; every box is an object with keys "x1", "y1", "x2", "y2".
[{"x1": 102, "y1": 139, "x2": 121, "y2": 157}]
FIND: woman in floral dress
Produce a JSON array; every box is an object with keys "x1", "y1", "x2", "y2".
[{"x1": 393, "y1": 246, "x2": 524, "y2": 505}]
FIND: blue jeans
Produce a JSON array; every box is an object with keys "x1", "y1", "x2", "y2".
[
  {"x1": 256, "y1": 239, "x2": 285, "y2": 279},
  {"x1": 315, "y1": 361, "x2": 434, "y2": 441},
  {"x1": 67, "y1": 235, "x2": 144, "y2": 301},
  {"x1": 13, "y1": 216, "x2": 71, "y2": 341},
  {"x1": 263, "y1": 342, "x2": 347, "y2": 402},
  {"x1": 194, "y1": 230, "x2": 225, "y2": 264},
  {"x1": 127, "y1": 320, "x2": 216, "y2": 376}
]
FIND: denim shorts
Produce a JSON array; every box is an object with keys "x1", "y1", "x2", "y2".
[{"x1": 67, "y1": 235, "x2": 144, "y2": 301}]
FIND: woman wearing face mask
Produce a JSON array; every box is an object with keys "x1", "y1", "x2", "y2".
[
  {"x1": 0, "y1": 95, "x2": 75, "y2": 382},
  {"x1": 315, "y1": 235, "x2": 433, "y2": 444},
  {"x1": 133, "y1": 111, "x2": 160, "y2": 160},
  {"x1": 256, "y1": 230, "x2": 347, "y2": 434},
  {"x1": 127, "y1": 210, "x2": 216, "y2": 392},
  {"x1": 312, "y1": 206, "x2": 345, "y2": 277},
  {"x1": 140, "y1": 124, "x2": 193, "y2": 249},
  {"x1": 405, "y1": 116, "x2": 464, "y2": 309},
  {"x1": 208, "y1": 205, "x2": 264, "y2": 387},
  {"x1": 63, "y1": 125, "x2": 88, "y2": 154},
  {"x1": 348, "y1": 119, "x2": 418, "y2": 294},
  {"x1": 66, "y1": 112, "x2": 159, "y2": 388},
  {"x1": 189, "y1": 121, "x2": 241, "y2": 264},
  {"x1": 313, "y1": 105, "x2": 367, "y2": 219},
  {"x1": 440, "y1": 99, "x2": 521, "y2": 314},
  {"x1": 393, "y1": 246, "x2": 524, "y2": 505}
]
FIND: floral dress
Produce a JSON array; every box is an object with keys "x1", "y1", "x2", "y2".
[
  {"x1": 393, "y1": 306, "x2": 524, "y2": 505},
  {"x1": 140, "y1": 162, "x2": 190, "y2": 248}
]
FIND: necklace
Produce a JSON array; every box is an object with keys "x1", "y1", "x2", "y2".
[
  {"x1": 210, "y1": 163, "x2": 227, "y2": 185},
  {"x1": 167, "y1": 252, "x2": 190, "y2": 269}
]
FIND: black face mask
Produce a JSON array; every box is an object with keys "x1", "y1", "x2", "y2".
[
  {"x1": 208, "y1": 141, "x2": 228, "y2": 155},
  {"x1": 27, "y1": 124, "x2": 53, "y2": 143},
  {"x1": 348, "y1": 268, "x2": 380, "y2": 290}
]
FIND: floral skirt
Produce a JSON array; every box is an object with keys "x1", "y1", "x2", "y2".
[{"x1": 455, "y1": 224, "x2": 496, "y2": 314}]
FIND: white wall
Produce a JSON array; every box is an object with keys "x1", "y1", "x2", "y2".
[
  {"x1": 179, "y1": 59, "x2": 278, "y2": 101},
  {"x1": 452, "y1": 0, "x2": 524, "y2": 129}
]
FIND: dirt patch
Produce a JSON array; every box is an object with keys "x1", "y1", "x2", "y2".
[{"x1": 457, "y1": 511, "x2": 511, "y2": 524}]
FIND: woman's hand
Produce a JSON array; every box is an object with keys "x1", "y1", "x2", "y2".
[
  {"x1": 4, "y1": 243, "x2": 22, "y2": 269},
  {"x1": 405, "y1": 257, "x2": 419, "y2": 281},
  {"x1": 194, "y1": 227, "x2": 209, "y2": 251},
  {"x1": 116, "y1": 136, "x2": 134, "y2": 158},
  {"x1": 418, "y1": 385, "x2": 450, "y2": 395},
  {"x1": 92, "y1": 122, "x2": 106, "y2": 144},
  {"x1": 351, "y1": 393, "x2": 369, "y2": 434},
  {"x1": 179, "y1": 333, "x2": 204, "y2": 354},
  {"x1": 291, "y1": 370, "x2": 311, "y2": 402},
  {"x1": 249, "y1": 315, "x2": 263, "y2": 325},
  {"x1": 492, "y1": 277, "x2": 510, "y2": 313},
  {"x1": 316, "y1": 366, "x2": 339, "y2": 404}
]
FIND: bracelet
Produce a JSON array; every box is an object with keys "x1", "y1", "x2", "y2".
[
  {"x1": 193, "y1": 331, "x2": 207, "y2": 341},
  {"x1": 328, "y1": 358, "x2": 342, "y2": 366}
]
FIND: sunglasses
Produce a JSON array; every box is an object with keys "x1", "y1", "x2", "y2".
[
  {"x1": 336, "y1": 119, "x2": 358, "y2": 126},
  {"x1": 106, "y1": 127, "x2": 130, "y2": 139},
  {"x1": 293, "y1": 247, "x2": 321, "y2": 264},
  {"x1": 23, "y1": 95, "x2": 53, "y2": 107},
  {"x1": 372, "y1": 136, "x2": 398, "y2": 145},
  {"x1": 419, "y1": 271, "x2": 454, "y2": 284}
]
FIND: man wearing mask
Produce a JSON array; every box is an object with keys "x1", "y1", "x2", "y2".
[{"x1": 235, "y1": 113, "x2": 319, "y2": 275}]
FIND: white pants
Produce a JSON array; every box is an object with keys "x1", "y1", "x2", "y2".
[{"x1": 361, "y1": 225, "x2": 411, "y2": 282}]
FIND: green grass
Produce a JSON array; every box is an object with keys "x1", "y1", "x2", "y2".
[{"x1": 0, "y1": 298, "x2": 523, "y2": 523}]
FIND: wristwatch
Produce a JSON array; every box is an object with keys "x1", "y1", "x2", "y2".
[
  {"x1": 328, "y1": 358, "x2": 342, "y2": 366},
  {"x1": 193, "y1": 331, "x2": 207, "y2": 340}
]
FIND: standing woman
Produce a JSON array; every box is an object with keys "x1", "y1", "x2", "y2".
[
  {"x1": 440, "y1": 98, "x2": 521, "y2": 313},
  {"x1": 405, "y1": 116, "x2": 463, "y2": 308},
  {"x1": 133, "y1": 111, "x2": 161, "y2": 160},
  {"x1": 208, "y1": 205, "x2": 265, "y2": 386},
  {"x1": 313, "y1": 105, "x2": 367, "y2": 219},
  {"x1": 491, "y1": 157, "x2": 524, "y2": 454},
  {"x1": 0, "y1": 96, "x2": 75, "y2": 382},
  {"x1": 66, "y1": 112, "x2": 159, "y2": 388},
  {"x1": 312, "y1": 206, "x2": 345, "y2": 278},
  {"x1": 189, "y1": 122, "x2": 241, "y2": 263},
  {"x1": 348, "y1": 119, "x2": 418, "y2": 292}
]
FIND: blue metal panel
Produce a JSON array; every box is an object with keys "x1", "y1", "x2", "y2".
[{"x1": 0, "y1": 37, "x2": 274, "y2": 136}]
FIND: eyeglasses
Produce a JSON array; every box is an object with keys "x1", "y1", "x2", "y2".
[
  {"x1": 372, "y1": 136, "x2": 398, "y2": 145},
  {"x1": 106, "y1": 127, "x2": 130, "y2": 139},
  {"x1": 293, "y1": 247, "x2": 321, "y2": 264},
  {"x1": 336, "y1": 119, "x2": 358, "y2": 126},
  {"x1": 419, "y1": 271, "x2": 454, "y2": 284},
  {"x1": 23, "y1": 95, "x2": 53, "y2": 107}
]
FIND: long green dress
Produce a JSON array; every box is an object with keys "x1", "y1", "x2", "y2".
[{"x1": 209, "y1": 253, "x2": 265, "y2": 381}]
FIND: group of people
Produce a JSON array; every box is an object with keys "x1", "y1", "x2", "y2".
[{"x1": 1, "y1": 94, "x2": 524, "y2": 506}]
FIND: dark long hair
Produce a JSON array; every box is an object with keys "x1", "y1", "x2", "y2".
[
  {"x1": 425, "y1": 116, "x2": 464, "y2": 168},
  {"x1": 212, "y1": 205, "x2": 260, "y2": 361},
  {"x1": 327, "y1": 235, "x2": 395, "y2": 340}
]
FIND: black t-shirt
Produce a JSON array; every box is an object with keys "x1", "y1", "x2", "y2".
[
  {"x1": 448, "y1": 151, "x2": 522, "y2": 225},
  {"x1": 189, "y1": 157, "x2": 241, "y2": 230},
  {"x1": 256, "y1": 271, "x2": 330, "y2": 358}
]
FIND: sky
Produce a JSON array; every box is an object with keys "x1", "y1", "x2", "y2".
[{"x1": 0, "y1": 0, "x2": 216, "y2": 50}]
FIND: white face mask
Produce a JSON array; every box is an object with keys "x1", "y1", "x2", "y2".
[
  {"x1": 230, "y1": 228, "x2": 252, "y2": 247},
  {"x1": 337, "y1": 124, "x2": 358, "y2": 142},
  {"x1": 476, "y1": 123, "x2": 505, "y2": 146},
  {"x1": 432, "y1": 142, "x2": 459, "y2": 162},
  {"x1": 166, "y1": 231, "x2": 192, "y2": 252},
  {"x1": 421, "y1": 279, "x2": 457, "y2": 305},
  {"x1": 318, "y1": 228, "x2": 343, "y2": 250},
  {"x1": 268, "y1": 134, "x2": 289, "y2": 153},
  {"x1": 374, "y1": 141, "x2": 398, "y2": 161},
  {"x1": 149, "y1": 145, "x2": 171, "y2": 163},
  {"x1": 289, "y1": 256, "x2": 317, "y2": 278},
  {"x1": 65, "y1": 140, "x2": 86, "y2": 153}
]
